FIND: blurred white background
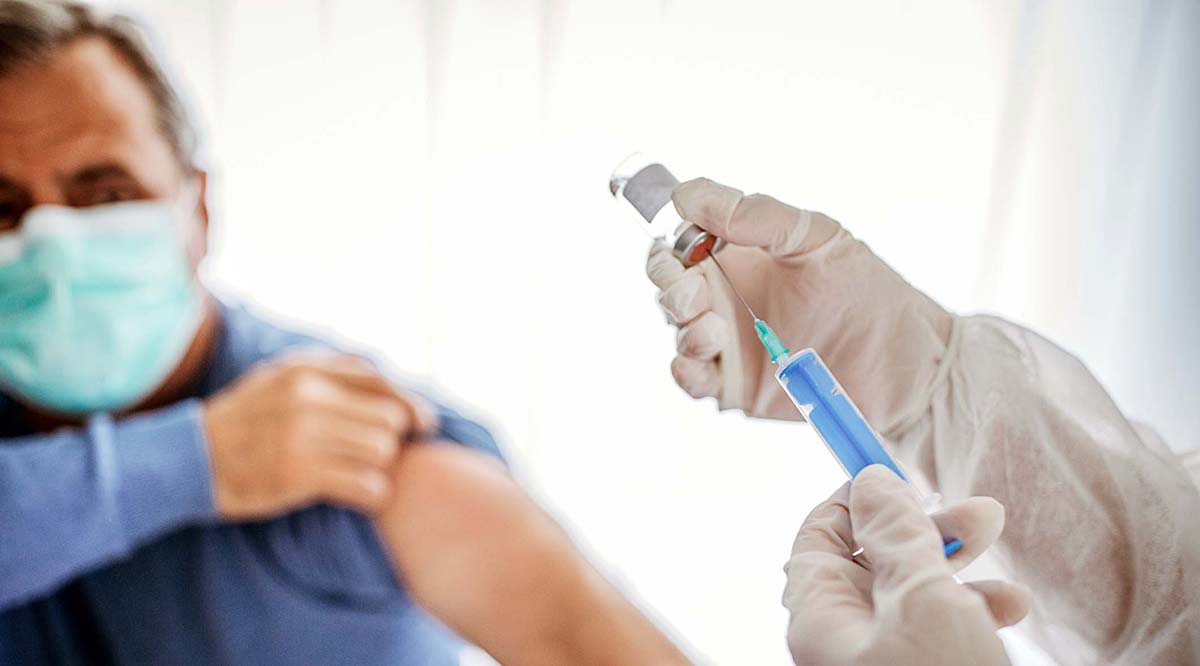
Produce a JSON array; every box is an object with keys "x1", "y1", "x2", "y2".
[{"x1": 95, "y1": 0, "x2": 1198, "y2": 663}]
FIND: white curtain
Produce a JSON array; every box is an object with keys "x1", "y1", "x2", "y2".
[
  {"x1": 99, "y1": 1, "x2": 1198, "y2": 663},
  {"x1": 975, "y1": 0, "x2": 1198, "y2": 455}
]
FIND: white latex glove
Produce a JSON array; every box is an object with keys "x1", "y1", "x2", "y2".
[
  {"x1": 783, "y1": 465, "x2": 1031, "y2": 666},
  {"x1": 647, "y1": 178, "x2": 1200, "y2": 663},
  {"x1": 645, "y1": 178, "x2": 951, "y2": 433}
]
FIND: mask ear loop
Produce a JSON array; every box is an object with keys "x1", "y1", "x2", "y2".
[
  {"x1": 165, "y1": 176, "x2": 213, "y2": 318},
  {"x1": 170, "y1": 176, "x2": 208, "y2": 270},
  {"x1": 163, "y1": 178, "x2": 213, "y2": 371}
]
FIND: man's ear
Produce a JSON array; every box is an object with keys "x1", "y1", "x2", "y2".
[{"x1": 195, "y1": 168, "x2": 210, "y2": 258}]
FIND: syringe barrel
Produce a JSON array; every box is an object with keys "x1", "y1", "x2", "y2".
[
  {"x1": 776, "y1": 350, "x2": 963, "y2": 557},
  {"x1": 774, "y1": 348, "x2": 907, "y2": 480}
]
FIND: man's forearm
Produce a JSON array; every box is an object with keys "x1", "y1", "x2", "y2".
[
  {"x1": 0, "y1": 402, "x2": 214, "y2": 609},
  {"x1": 372, "y1": 442, "x2": 691, "y2": 666}
]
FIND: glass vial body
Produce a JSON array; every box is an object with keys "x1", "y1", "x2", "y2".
[{"x1": 609, "y1": 154, "x2": 722, "y2": 266}]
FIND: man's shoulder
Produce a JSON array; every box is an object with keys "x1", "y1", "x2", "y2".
[
  {"x1": 203, "y1": 299, "x2": 339, "y2": 392},
  {"x1": 215, "y1": 300, "x2": 336, "y2": 361}
]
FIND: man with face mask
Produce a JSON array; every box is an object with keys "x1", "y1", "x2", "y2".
[{"x1": 0, "y1": 2, "x2": 692, "y2": 665}]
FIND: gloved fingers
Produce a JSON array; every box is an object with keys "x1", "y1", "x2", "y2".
[
  {"x1": 783, "y1": 550, "x2": 874, "y2": 666},
  {"x1": 670, "y1": 355, "x2": 722, "y2": 399},
  {"x1": 963, "y1": 579, "x2": 1033, "y2": 628},
  {"x1": 788, "y1": 481, "x2": 854, "y2": 558},
  {"x1": 656, "y1": 266, "x2": 710, "y2": 325},
  {"x1": 671, "y1": 177, "x2": 842, "y2": 257},
  {"x1": 783, "y1": 554, "x2": 874, "y2": 665},
  {"x1": 676, "y1": 311, "x2": 728, "y2": 361},
  {"x1": 848, "y1": 465, "x2": 950, "y2": 590},
  {"x1": 782, "y1": 481, "x2": 875, "y2": 661},
  {"x1": 929, "y1": 496, "x2": 1006, "y2": 572},
  {"x1": 645, "y1": 240, "x2": 686, "y2": 290}
]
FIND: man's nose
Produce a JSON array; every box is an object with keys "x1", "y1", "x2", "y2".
[{"x1": 28, "y1": 180, "x2": 68, "y2": 207}]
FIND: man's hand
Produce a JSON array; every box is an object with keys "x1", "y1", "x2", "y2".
[{"x1": 202, "y1": 353, "x2": 437, "y2": 520}]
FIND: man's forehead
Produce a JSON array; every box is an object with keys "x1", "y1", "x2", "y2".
[
  {"x1": 0, "y1": 36, "x2": 173, "y2": 183},
  {"x1": 0, "y1": 37, "x2": 155, "y2": 125}
]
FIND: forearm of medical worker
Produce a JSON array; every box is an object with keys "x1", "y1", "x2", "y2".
[
  {"x1": 0, "y1": 401, "x2": 215, "y2": 610},
  {"x1": 885, "y1": 314, "x2": 1200, "y2": 665},
  {"x1": 372, "y1": 442, "x2": 693, "y2": 666}
]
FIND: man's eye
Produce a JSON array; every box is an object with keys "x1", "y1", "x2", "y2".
[
  {"x1": 85, "y1": 185, "x2": 139, "y2": 205},
  {"x1": 0, "y1": 203, "x2": 23, "y2": 232}
]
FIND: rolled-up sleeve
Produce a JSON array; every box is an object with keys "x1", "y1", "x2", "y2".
[{"x1": 238, "y1": 406, "x2": 504, "y2": 608}]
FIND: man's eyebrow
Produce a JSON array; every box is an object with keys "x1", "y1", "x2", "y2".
[{"x1": 61, "y1": 162, "x2": 136, "y2": 184}]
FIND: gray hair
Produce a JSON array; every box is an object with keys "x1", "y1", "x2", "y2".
[{"x1": 0, "y1": 0, "x2": 197, "y2": 169}]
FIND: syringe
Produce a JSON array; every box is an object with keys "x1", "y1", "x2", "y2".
[
  {"x1": 706, "y1": 253, "x2": 962, "y2": 558},
  {"x1": 608, "y1": 155, "x2": 960, "y2": 557}
]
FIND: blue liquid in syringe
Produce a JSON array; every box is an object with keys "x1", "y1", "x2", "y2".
[
  {"x1": 775, "y1": 350, "x2": 907, "y2": 480},
  {"x1": 776, "y1": 348, "x2": 962, "y2": 556},
  {"x1": 706, "y1": 264, "x2": 959, "y2": 556}
]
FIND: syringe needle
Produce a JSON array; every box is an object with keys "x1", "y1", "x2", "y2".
[
  {"x1": 708, "y1": 250, "x2": 791, "y2": 364},
  {"x1": 707, "y1": 252, "x2": 757, "y2": 320}
]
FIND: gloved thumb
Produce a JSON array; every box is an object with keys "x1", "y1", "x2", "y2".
[
  {"x1": 964, "y1": 579, "x2": 1033, "y2": 628},
  {"x1": 671, "y1": 177, "x2": 841, "y2": 257},
  {"x1": 930, "y1": 496, "x2": 1006, "y2": 573}
]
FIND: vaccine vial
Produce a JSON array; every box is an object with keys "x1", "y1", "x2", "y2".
[{"x1": 609, "y1": 154, "x2": 723, "y2": 267}]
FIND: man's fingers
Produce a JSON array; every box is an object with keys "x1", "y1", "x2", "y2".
[
  {"x1": 279, "y1": 354, "x2": 439, "y2": 437},
  {"x1": 314, "y1": 463, "x2": 391, "y2": 514},
  {"x1": 308, "y1": 355, "x2": 403, "y2": 396},
  {"x1": 964, "y1": 580, "x2": 1033, "y2": 628},
  {"x1": 320, "y1": 360, "x2": 440, "y2": 436},
  {"x1": 325, "y1": 384, "x2": 414, "y2": 433},
  {"x1": 671, "y1": 177, "x2": 842, "y2": 257},
  {"x1": 676, "y1": 312, "x2": 727, "y2": 361},
  {"x1": 670, "y1": 355, "x2": 721, "y2": 399},
  {"x1": 405, "y1": 393, "x2": 439, "y2": 436},
  {"x1": 313, "y1": 418, "x2": 402, "y2": 467},
  {"x1": 930, "y1": 497, "x2": 1005, "y2": 572},
  {"x1": 646, "y1": 241, "x2": 686, "y2": 290},
  {"x1": 657, "y1": 267, "x2": 710, "y2": 325}
]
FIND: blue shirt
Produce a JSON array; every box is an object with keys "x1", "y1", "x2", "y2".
[{"x1": 0, "y1": 301, "x2": 504, "y2": 665}]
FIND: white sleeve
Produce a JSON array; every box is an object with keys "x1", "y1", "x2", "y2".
[{"x1": 885, "y1": 314, "x2": 1200, "y2": 665}]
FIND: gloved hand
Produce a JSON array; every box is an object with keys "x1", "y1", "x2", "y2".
[
  {"x1": 783, "y1": 464, "x2": 1031, "y2": 666},
  {"x1": 645, "y1": 178, "x2": 951, "y2": 431}
]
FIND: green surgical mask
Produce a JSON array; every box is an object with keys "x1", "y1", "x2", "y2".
[{"x1": 0, "y1": 199, "x2": 204, "y2": 414}]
